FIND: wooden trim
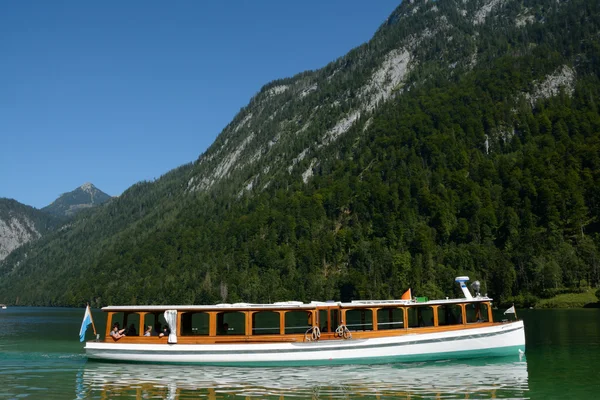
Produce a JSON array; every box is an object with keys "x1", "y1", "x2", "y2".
[
  {"x1": 208, "y1": 311, "x2": 217, "y2": 336},
  {"x1": 248, "y1": 311, "x2": 256, "y2": 336},
  {"x1": 105, "y1": 312, "x2": 113, "y2": 339},
  {"x1": 244, "y1": 311, "x2": 250, "y2": 336},
  {"x1": 487, "y1": 301, "x2": 494, "y2": 322},
  {"x1": 176, "y1": 311, "x2": 182, "y2": 336},
  {"x1": 139, "y1": 312, "x2": 147, "y2": 337},
  {"x1": 279, "y1": 311, "x2": 285, "y2": 335},
  {"x1": 371, "y1": 308, "x2": 378, "y2": 331}
]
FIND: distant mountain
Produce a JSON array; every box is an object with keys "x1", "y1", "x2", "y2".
[
  {"x1": 0, "y1": 198, "x2": 63, "y2": 262},
  {"x1": 0, "y1": 183, "x2": 109, "y2": 263},
  {"x1": 42, "y1": 183, "x2": 112, "y2": 217}
]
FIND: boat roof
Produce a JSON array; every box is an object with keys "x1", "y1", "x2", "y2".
[{"x1": 101, "y1": 296, "x2": 492, "y2": 312}]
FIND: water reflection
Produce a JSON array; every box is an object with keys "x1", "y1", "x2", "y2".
[{"x1": 78, "y1": 357, "x2": 529, "y2": 399}]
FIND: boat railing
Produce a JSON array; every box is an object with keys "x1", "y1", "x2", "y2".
[
  {"x1": 345, "y1": 322, "x2": 373, "y2": 331},
  {"x1": 251, "y1": 326, "x2": 280, "y2": 334},
  {"x1": 349, "y1": 300, "x2": 413, "y2": 305}
]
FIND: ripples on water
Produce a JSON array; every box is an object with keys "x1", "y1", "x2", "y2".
[
  {"x1": 79, "y1": 358, "x2": 527, "y2": 399},
  {"x1": 0, "y1": 354, "x2": 529, "y2": 399}
]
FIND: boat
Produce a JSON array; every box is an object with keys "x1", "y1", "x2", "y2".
[
  {"x1": 0, "y1": 304, "x2": 6, "y2": 310},
  {"x1": 84, "y1": 277, "x2": 525, "y2": 366}
]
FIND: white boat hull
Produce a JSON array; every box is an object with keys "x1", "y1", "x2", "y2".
[{"x1": 85, "y1": 321, "x2": 525, "y2": 366}]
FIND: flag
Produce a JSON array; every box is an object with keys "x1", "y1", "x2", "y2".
[
  {"x1": 79, "y1": 305, "x2": 93, "y2": 342},
  {"x1": 401, "y1": 289, "x2": 412, "y2": 300},
  {"x1": 504, "y1": 305, "x2": 516, "y2": 314}
]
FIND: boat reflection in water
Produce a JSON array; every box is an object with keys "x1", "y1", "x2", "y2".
[{"x1": 77, "y1": 356, "x2": 529, "y2": 399}]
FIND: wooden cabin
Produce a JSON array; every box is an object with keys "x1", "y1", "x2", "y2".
[{"x1": 102, "y1": 298, "x2": 495, "y2": 344}]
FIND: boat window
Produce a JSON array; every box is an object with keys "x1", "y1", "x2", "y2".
[
  {"x1": 123, "y1": 312, "x2": 141, "y2": 336},
  {"x1": 143, "y1": 313, "x2": 168, "y2": 336},
  {"x1": 437, "y1": 304, "x2": 464, "y2": 326},
  {"x1": 180, "y1": 312, "x2": 210, "y2": 336},
  {"x1": 345, "y1": 309, "x2": 373, "y2": 331},
  {"x1": 284, "y1": 311, "x2": 311, "y2": 334},
  {"x1": 217, "y1": 312, "x2": 245, "y2": 335},
  {"x1": 330, "y1": 309, "x2": 339, "y2": 331},
  {"x1": 466, "y1": 302, "x2": 489, "y2": 323},
  {"x1": 110, "y1": 312, "x2": 125, "y2": 333},
  {"x1": 109, "y1": 312, "x2": 141, "y2": 336},
  {"x1": 318, "y1": 310, "x2": 329, "y2": 332},
  {"x1": 377, "y1": 307, "x2": 404, "y2": 330},
  {"x1": 407, "y1": 306, "x2": 435, "y2": 328},
  {"x1": 252, "y1": 311, "x2": 280, "y2": 335}
]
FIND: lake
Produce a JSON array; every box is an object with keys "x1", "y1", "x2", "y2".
[{"x1": 0, "y1": 307, "x2": 598, "y2": 399}]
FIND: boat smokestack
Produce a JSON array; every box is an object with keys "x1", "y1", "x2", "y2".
[{"x1": 455, "y1": 276, "x2": 473, "y2": 299}]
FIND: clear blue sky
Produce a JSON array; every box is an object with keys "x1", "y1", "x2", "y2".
[{"x1": 1, "y1": 0, "x2": 399, "y2": 209}]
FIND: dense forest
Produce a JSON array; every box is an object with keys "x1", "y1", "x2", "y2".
[{"x1": 1, "y1": 0, "x2": 599, "y2": 307}]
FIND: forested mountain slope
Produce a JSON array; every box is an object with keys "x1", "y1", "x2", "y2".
[{"x1": 1, "y1": 0, "x2": 599, "y2": 307}]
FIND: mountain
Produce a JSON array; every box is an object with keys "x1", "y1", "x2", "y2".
[
  {"x1": 41, "y1": 183, "x2": 112, "y2": 217},
  {"x1": 0, "y1": 199, "x2": 64, "y2": 262},
  {"x1": 1, "y1": 0, "x2": 599, "y2": 307}
]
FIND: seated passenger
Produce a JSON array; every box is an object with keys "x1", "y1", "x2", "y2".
[
  {"x1": 110, "y1": 324, "x2": 126, "y2": 340},
  {"x1": 144, "y1": 325, "x2": 152, "y2": 336},
  {"x1": 218, "y1": 322, "x2": 229, "y2": 335},
  {"x1": 126, "y1": 324, "x2": 137, "y2": 336},
  {"x1": 159, "y1": 326, "x2": 170, "y2": 338}
]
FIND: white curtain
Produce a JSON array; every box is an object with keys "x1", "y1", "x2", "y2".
[{"x1": 164, "y1": 310, "x2": 178, "y2": 344}]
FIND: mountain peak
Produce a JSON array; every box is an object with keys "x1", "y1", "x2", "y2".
[
  {"x1": 42, "y1": 184, "x2": 111, "y2": 217},
  {"x1": 80, "y1": 182, "x2": 95, "y2": 193}
]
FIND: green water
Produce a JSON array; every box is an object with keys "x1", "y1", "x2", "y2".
[{"x1": 0, "y1": 307, "x2": 597, "y2": 399}]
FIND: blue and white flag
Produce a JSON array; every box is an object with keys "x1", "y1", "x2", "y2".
[{"x1": 79, "y1": 305, "x2": 93, "y2": 342}]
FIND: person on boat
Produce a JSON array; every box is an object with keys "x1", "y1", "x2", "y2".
[
  {"x1": 144, "y1": 325, "x2": 152, "y2": 336},
  {"x1": 110, "y1": 324, "x2": 126, "y2": 340},
  {"x1": 218, "y1": 322, "x2": 229, "y2": 335},
  {"x1": 126, "y1": 324, "x2": 137, "y2": 336},
  {"x1": 159, "y1": 326, "x2": 170, "y2": 338}
]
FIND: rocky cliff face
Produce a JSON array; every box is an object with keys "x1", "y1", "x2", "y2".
[
  {"x1": 0, "y1": 199, "x2": 58, "y2": 261},
  {"x1": 0, "y1": 214, "x2": 39, "y2": 261}
]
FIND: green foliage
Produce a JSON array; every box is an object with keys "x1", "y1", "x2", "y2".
[
  {"x1": 536, "y1": 288, "x2": 599, "y2": 308},
  {"x1": 1, "y1": 0, "x2": 600, "y2": 308}
]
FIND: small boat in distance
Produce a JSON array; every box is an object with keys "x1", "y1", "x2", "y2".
[
  {"x1": 0, "y1": 304, "x2": 7, "y2": 310},
  {"x1": 84, "y1": 277, "x2": 525, "y2": 366}
]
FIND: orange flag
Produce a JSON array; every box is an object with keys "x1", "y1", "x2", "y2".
[{"x1": 401, "y1": 289, "x2": 412, "y2": 300}]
